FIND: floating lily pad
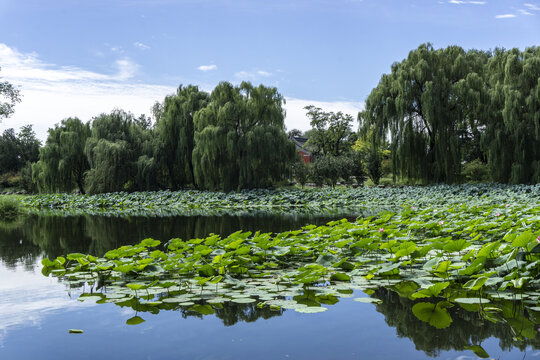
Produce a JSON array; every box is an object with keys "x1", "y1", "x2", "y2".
[
  {"x1": 78, "y1": 295, "x2": 102, "y2": 302},
  {"x1": 354, "y1": 297, "x2": 382, "y2": 304},
  {"x1": 294, "y1": 306, "x2": 328, "y2": 314},
  {"x1": 231, "y1": 298, "x2": 257, "y2": 304},
  {"x1": 455, "y1": 298, "x2": 491, "y2": 304}
]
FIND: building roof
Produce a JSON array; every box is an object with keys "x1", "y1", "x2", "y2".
[{"x1": 290, "y1": 136, "x2": 312, "y2": 155}]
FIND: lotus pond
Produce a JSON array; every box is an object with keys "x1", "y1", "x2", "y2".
[{"x1": 2, "y1": 186, "x2": 540, "y2": 359}]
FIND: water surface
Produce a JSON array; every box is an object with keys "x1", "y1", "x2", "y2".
[{"x1": 0, "y1": 214, "x2": 538, "y2": 359}]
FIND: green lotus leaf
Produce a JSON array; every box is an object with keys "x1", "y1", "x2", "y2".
[
  {"x1": 454, "y1": 297, "x2": 491, "y2": 304},
  {"x1": 231, "y1": 298, "x2": 257, "y2": 304},
  {"x1": 191, "y1": 304, "x2": 215, "y2": 315},
  {"x1": 412, "y1": 302, "x2": 453, "y2": 329},
  {"x1": 330, "y1": 272, "x2": 351, "y2": 282},
  {"x1": 294, "y1": 306, "x2": 327, "y2": 314},
  {"x1": 126, "y1": 316, "x2": 145, "y2": 325}
]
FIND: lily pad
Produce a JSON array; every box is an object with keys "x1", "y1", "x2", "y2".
[{"x1": 294, "y1": 306, "x2": 328, "y2": 314}]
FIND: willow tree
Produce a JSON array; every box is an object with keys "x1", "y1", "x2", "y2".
[
  {"x1": 482, "y1": 47, "x2": 540, "y2": 184},
  {"x1": 155, "y1": 85, "x2": 209, "y2": 189},
  {"x1": 84, "y1": 110, "x2": 154, "y2": 194},
  {"x1": 361, "y1": 43, "x2": 489, "y2": 183},
  {"x1": 192, "y1": 81, "x2": 295, "y2": 191},
  {"x1": 33, "y1": 118, "x2": 90, "y2": 193}
]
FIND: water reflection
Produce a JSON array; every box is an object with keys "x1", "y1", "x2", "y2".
[
  {"x1": 0, "y1": 215, "x2": 538, "y2": 359},
  {"x1": 0, "y1": 213, "x2": 346, "y2": 265},
  {"x1": 372, "y1": 288, "x2": 540, "y2": 357}
]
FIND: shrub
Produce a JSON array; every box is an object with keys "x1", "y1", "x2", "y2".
[
  {"x1": 462, "y1": 159, "x2": 489, "y2": 182},
  {"x1": 0, "y1": 196, "x2": 21, "y2": 220}
]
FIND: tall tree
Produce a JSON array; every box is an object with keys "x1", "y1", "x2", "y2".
[
  {"x1": 304, "y1": 105, "x2": 355, "y2": 157},
  {"x1": 17, "y1": 125, "x2": 41, "y2": 164},
  {"x1": 0, "y1": 128, "x2": 21, "y2": 173},
  {"x1": 192, "y1": 81, "x2": 295, "y2": 191},
  {"x1": 362, "y1": 43, "x2": 490, "y2": 183},
  {"x1": 0, "y1": 125, "x2": 40, "y2": 174},
  {"x1": 84, "y1": 110, "x2": 153, "y2": 194},
  {"x1": 155, "y1": 85, "x2": 209, "y2": 189},
  {"x1": 33, "y1": 118, "x2": 90, "y2": 193},
  {"x1": 482, "y1": 47, "x2": 540, "y2": 184}
]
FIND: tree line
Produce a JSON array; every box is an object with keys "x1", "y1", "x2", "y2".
[
  {"x1": 361, "y1": 43, "x2": 540, "y2": 184},
  {"x1": 2, "y1": 43, "x2": 540, "y2": 193},
  {"x1": 28, "y1": 81, "x2": 296, "y2": 194}
]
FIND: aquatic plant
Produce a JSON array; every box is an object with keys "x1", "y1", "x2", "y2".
[
  {"x1": 43, "y1": 202, "x2": 539, "y2": 339},
  {"x1": 21, "y1": 184, "x2": 540, "y2": 217}
]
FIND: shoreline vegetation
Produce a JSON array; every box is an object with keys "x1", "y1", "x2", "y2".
[{"x1": 16, "y1": 183, "x2": 540, "y2": 216}]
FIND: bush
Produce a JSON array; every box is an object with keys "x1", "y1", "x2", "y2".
[
  {"x1": 291, "y1": 161, "x2": 310, "y2": 188},
  {"x1": 462, "y1": 159, "x2": 489, "y2": 182},
  {"x1": 0, "y1": 196, "x2": 21, "y2": 220},
  {"x1": 0, "y1": 171, "x2": 22, "y2": 189}
]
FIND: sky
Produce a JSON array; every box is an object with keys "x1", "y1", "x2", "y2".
[{"x1": 0, "y1": 0, "x2": 538, "y2": 141}]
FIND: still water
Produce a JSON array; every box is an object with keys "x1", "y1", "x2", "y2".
[{"x1": 0, "y1": 214, "x2": 538, "y2": 359}]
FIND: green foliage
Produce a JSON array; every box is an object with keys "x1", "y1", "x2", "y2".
[
  {"x1": 310, "y1": 156, "x2": 343, "y2": 187},
  {"x1": 364, "y1": 44, "x2": 540, "y2": 185},
  {"x1": 20, "y1": 183, "x2": 540, "y2": 217},
  {"x1": 0, "y1": 67, "x2": 21, "y2": 121},
  {"x1": 40, "y1": 193, "x2": 540, "y2": 335},
  {"x1": 33, "y1": 118, "x2": 90, "y2": 193},
  {"x1": 462, "y1": 159, "x2": 489, "y2": 182},
  {"x1": 362, "y1": 43, "x2": 490, "y2": 183},
  {"x1": 482, "y1": 47, "x2": 540, "y2": 184},
  {"x1": 304, "y1": 105, "x2": 355, "y2": 156},
  {"x1": 310, "y1": 155, "x2": 364, "y2": 186},
  {"x1": 192, "y1": 82, "x2": 295, "y2": 191},
  {"x1": 0, "y1": 126, "x2": 40, "y2": 176},
  {"x1": 0, "y1": 195, "x2": 21, "y2": 219},
  {"x1": 366, "y1": 151, "x2": 382, "y2": 185},
  {"x1": 155, "y1": 85, "x2": 209, "y2": 189},
  {"x1": 291, "y1": 160, "x2": 310, "y2": 187},
  {"x1": 84, "y1": 110, "x2": 154, "y2": 194},
  {"x1": 0, "y1": 171, "x2": 22, "y2": 189}
]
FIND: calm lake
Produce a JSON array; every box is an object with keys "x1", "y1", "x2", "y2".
[{"x1": 0, "y1": 214, "x2": 538, "y2": 359}]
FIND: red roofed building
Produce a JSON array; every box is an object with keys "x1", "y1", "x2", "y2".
[{"x1": 290, "y1": 136, "x2": 312, "y2": 163}]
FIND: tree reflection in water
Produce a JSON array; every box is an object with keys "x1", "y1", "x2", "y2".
[
  {"x1": 371, "y1": 288, "x2": 539, "y2": 358},
  {"x1": 0, "y1": 213, "x2": 342, "y2": 266}
]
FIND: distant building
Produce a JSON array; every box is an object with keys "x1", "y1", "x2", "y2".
[{"x1": 290, "y1": 136, "x2": 312, "y2": 163}]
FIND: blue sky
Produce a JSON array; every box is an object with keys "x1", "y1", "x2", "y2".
[{"x1": 0, "y1": 0, "x2": 539, "y2": 140}]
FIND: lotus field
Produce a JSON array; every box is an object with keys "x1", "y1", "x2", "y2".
[{"x1": 37, "y1": 185, "x2": 539, "y2": 348}]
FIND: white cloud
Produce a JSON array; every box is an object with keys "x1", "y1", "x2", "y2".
[
  {"x1": 495, "y1": 13, "x2": 517, "y2": 18},
  {"x1": 235, "y1": 70, "x2": 255, "y2": 79},
  {"x1": 524, "y1": 3, "x2": 540, "y2": 11},
  {"x1": 114, "y1": 58, "x2": 140, "y2": 80},
  {"x1": 235, "y1": 69, "x2": 273, "y2": 80},
  {"x1": 518, "y1": 8, "x2": 534, "y2": 15},
  {"x1": 0, "y1": 43, "x2": 173, "y2": 140},
  {"x1": 109, "y1": 46, "x2": 123, "y2": 53},
  {"x1": 197, "y1": 64, "x2": 217, "y2": 71},
  {"x1": 283, "y1": 98, "x2": 364, "y2": 132},
  {"x1": 0, "y1": 43, "x2": 362, "y2": 141},
  {"x1": 448, "y1": 0, "x2": 486, "y2": 4},
  {"x1": 133, "y1": 41, "x2": 150, "y2": 50},
  {"x1": 0, "y1": 261, "x2": 95, "y2": 345}
]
